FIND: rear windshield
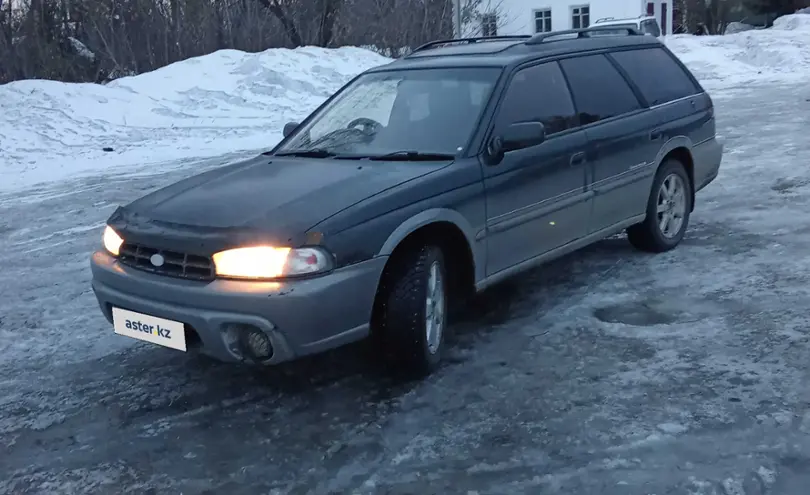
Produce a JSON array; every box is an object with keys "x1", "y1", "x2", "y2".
[
  {"x1": 589, "y1": 23, "x2": 638, "y2": 36},
  {"x1": 641, "y1": 19, "x2": 661, "y2": 36}
]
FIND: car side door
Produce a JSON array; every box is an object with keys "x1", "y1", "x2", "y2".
[
  {"x1": 482, "y1": 61, "x2": 590, "y2": 277},
  {"x1": 559, "y1": 54, "x2": 660, "y2": 235}
]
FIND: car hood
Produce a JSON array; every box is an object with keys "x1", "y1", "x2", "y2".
[{"x1": 120, "y1": 154, "x2": 449, "y2": 236}]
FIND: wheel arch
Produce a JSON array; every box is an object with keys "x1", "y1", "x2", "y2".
[
  {"x1": 378, "y1": 208, "x2": 479, "y2": 262},
  {"x1": 654, "y1": 137, "x2": 696, "y2": 212},
  {"x1": 374, "y1": 209, "x2": 481, "y2": 316}
]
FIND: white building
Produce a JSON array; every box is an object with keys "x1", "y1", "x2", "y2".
[{"x1": 468, "y1": 0, "x2": 676, "y2": 38}]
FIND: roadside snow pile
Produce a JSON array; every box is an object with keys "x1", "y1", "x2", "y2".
[
  {"x1": 665, "y1": 14, "x2": 810, "y2": 90},
  {"x1": 2, "y1": 17, "x2": 810, "y2": 192},
  {"x1": 0, "y1": 46, "x2": 390, "y2": 192}
]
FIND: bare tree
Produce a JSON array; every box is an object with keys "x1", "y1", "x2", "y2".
[
  {"x1": 677, "y1": 0, "x2": 747, "y2": 33},
  {"x1": 704, "y1": 0, "x2": 736, "y2": 33},
  {"x1": 0, "y1": 0, "x2": 467, "y2": 84},
  {"x1": 456, "y1": 0, "x2": 514, "y2": 38}
]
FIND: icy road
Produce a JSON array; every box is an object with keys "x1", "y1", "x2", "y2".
[{"x1": 1, "y1": 82, "x2": 810, "y2": 494}]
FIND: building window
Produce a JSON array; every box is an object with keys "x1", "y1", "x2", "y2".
[
  {"x1": 571, "y1": 5, "x2": 590, "y2": 29},
  {"x1": 482, "y1": 13, "x2": 498, "y2": 37},
  {"x1": 647, "y1": 2, "x2": 654, "y2": 15},
  {"x1": 534, "y1": 9, "x2": 552, "y2": 33}
]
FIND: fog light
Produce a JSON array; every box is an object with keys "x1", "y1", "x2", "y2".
[{"x1": 244, "y1": 328, "x2": 273, "y2": 360}]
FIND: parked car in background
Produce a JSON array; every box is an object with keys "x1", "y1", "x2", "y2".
[
  {"x1": 723, "y1": 20, "x2": 773, "y2": 34},
  {"x1": 90, "y1": 26, "x2": 723, "y2": 377},
  {"x1": 594, "y1": 16, "x2": 662, "y2": 36}
]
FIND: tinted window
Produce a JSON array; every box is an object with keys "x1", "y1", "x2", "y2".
[
  {"x1": 494, "y1": 62, "x2": 577, "y2": 136},
  {"x1": 559, "y1": 55, "x2": 641, "y2": 125},
  {"x1": 611, "y1": 48, "x2": 700, "y2": 106}
]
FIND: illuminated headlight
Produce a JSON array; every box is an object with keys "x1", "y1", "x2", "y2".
[
  {"x1": 103, "y1": 226, "x2": 124, "y2": 256},
  {"x1": 212, "y1": 246, "x2": 333, "y2": 279}
]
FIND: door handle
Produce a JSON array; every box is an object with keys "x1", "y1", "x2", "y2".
[
  {"x1": 570, "y1": 151, "x2": 586, "y2": 166},
  {"x1": 650, "y1": 129, "x2": 664, "y2": 141}
]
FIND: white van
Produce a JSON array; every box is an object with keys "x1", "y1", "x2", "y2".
[{"x1": 593, "y1": 16, "x2": 662, "y2": 37}]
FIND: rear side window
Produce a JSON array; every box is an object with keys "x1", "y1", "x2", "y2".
[
  {"x1": 494, "y1": 61, "x2": 577, "y2": 136},
  {"x1": 559, "y1": 54, "x2": 642, "y2": 125},
  {"x1": 610, "y1": 47, "x2": 701, "y2": 106}
]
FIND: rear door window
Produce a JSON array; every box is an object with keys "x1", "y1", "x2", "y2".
[
  {"x1": 559, "y1": 54, "x2": 642, "y2": 126},
  {"x1": 610, "y1": 47, "x2": 701, "y2": 106},
  {"x1": 494, "y1": 61, "x2": 577, "y2": 136}
]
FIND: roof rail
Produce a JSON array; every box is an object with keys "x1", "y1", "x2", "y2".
[
  {"x1": 525, "y1": 25, "x2": 643, "y2": 45},
  {"x1": 410, "y1": 35, "x2": 531, "y2": 54},
  {"x1": 594, "y1": 17, "x2": 615, "y2": 23}
]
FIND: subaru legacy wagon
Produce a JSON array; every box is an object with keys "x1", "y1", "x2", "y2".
[{"x1": 91, "y1": 26, "x2": 723, "y2": 376}]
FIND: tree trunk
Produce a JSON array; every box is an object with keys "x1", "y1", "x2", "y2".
[
  {"x1": 317, "y1": 0, "x2": 340, "y2": 46},
  {"x1": 256, "y1": 0, "x2": 304, "y2": 46}
]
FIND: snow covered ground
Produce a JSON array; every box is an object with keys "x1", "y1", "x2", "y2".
[
  {"x1": 2, "y1": 14, "x2": 810, "y2": 494},
  {"x1": 664, "y1": 13, "x2": 810, "y2": 90},
  {"x1": 2, "y1": 82, "x2": 810, "y2": 493},
  {"x1": 2, "y1": 14, "x2": 810, "y2": 192}
]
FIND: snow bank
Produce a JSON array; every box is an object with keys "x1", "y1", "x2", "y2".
[
  {"x1": 0, "y1": 46, "x2": 391, "y2": 192},
  {"x1": 664, "y1": 14, "x2": 810, "y2": 90},
  {"x1": 2, "y1": 15, "x2": 810, "y2": 192}
]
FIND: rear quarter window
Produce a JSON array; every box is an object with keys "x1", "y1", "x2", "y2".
[{"x1": 610, "y1": 47, "x2": 702, "y2": 106}]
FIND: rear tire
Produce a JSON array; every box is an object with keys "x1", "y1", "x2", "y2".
[
  {"x1": 627, "y1": 159, "x2": 692, "y2": 253},
  {"x1": 373, "y1": 244, "x2": 448, "y2": 377}
]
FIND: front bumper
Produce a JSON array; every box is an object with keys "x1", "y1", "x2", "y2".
[{"x1": 90, "y1": 250, "x2": 387, "y2": 364}]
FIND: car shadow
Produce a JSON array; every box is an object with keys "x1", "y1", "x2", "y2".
[{"x1": 454, "y1": 234, "x2": 637, "y2": 328}]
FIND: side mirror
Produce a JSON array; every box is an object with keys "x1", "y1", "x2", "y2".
[
  {"x1": 502, "y1": 121, "x2": 546, "y2": 152},
  {"x1": 283, "y1": 121, "x2": 300, "y2": 138}
]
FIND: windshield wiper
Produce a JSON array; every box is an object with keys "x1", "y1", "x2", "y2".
[
  {"x1": 274, "y1": 148, "x2": 338, "y2": 158},
  {"x1": 367, "y1": 151, "x2": 456, "y2": 161}
]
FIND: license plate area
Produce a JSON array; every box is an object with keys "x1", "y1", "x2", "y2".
[{"x1": 112, "y1": 307, "x2": 187, "y2": 351}]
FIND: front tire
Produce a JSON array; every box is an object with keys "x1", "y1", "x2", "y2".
[
  {"x1": 627, "y1": 159, "x2": 692, "y2": 253},
  {"x1": 373, "y1": 244, "x2": 448, "y2": 376}
]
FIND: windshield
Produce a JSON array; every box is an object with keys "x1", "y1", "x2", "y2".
[{"x1": 276, "y1": 67, "x2": 501, "y2": 157}]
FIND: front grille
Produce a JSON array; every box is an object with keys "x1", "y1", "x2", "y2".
[{"x1": 119, "y1": 242, "x2": 214, "y2": 280}]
